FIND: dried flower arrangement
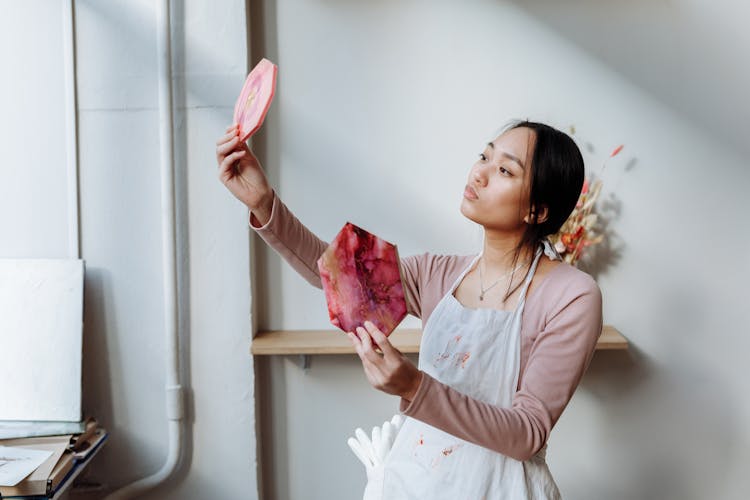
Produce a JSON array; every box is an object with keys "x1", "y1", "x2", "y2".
[{"x1": 548, "y1": 139, "x2": 624, "y2": 266}]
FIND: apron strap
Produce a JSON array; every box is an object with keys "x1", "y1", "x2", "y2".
[
  {"x1": 514, "y1": 244, "x2": 544, "y2": 312},
  {"x1": 448, "y1": 254, "x2": 481, "y2": 295},
  {"x1": 449, "y1": 243, "x2": 545, "y2": 306}
]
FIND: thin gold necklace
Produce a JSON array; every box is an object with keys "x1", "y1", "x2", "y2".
[{"x1": 478, "y1": 258, "x2": 528, "y2": 301}]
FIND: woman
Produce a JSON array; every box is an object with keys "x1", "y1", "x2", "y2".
[{"x1": 216, "y1": 120, "x2": 602, "y2": 499}]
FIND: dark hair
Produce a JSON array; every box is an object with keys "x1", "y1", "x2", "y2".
[{"x1": 501, "y1": 120, "x2": 584, "y2": 301}]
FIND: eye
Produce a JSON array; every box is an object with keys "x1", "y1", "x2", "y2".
[{"x1": 499, "y1": 166, "x2": 512, "y2": 176}]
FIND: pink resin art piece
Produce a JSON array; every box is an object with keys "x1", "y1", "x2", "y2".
[
  {"x1": 317, "y1": 223, "x2": 408, "y2": 337},
  {"x1": 233, "y1": 58, "x2": 277, "y2": 142}
]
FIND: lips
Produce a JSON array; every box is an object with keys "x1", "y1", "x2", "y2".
[{"x1": 463, "y1": 185, "x2": 478, "y2": 200}]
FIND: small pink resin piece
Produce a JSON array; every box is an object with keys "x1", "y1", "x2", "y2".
[
  {"x1": 233, "y1": 58, "x2": 277, "y2": 141},
  {"x1": 317, "y1": 222, "x2": 408, "y2": 336}
]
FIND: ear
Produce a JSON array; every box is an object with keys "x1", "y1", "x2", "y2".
[{"x1": 524, "y1": 205, "x2": 549, "y2": 224}]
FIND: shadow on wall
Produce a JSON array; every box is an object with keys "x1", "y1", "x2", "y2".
[
  {"x1": 507, "y1": 0, "x2": 750, "y2": 158},
  {"x1": 571, "y1": 127, "x2": 638, "y2": 281},
  {"x1": 573, "y1": 322, "x2": 742, "y2": 498},
  {"x1": 81, "y1": 268, "x2": 115, "y2": 435},
  {"x1": 577, "y1": 189, "x2": 626, "y2": 281},
  {"x1": 82, "y1": 268, "x2": 173, "y2": 489}
]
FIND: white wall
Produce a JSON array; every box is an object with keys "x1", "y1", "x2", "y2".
[
  {"x1": 1, "y1": 1, "x2": 258, "y2": 498},
  {"x1": 252, "y1": 0, "x2": 750, "y2": 499},
  {"x1": 3, "y1": 0, "x2": 749, "y2": 499},
  {"x1": 0, "y1": 0, "x2": 70, "y2": 257},
  {"x1": 509, "y1": 0, "x2": 750, "y2": 159}
]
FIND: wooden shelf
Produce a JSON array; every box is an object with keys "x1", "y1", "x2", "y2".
[{"x1": 251, "y1": 325, "x2": 627, "y2": 355}]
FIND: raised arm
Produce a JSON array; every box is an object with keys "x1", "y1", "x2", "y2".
[{"x1": 215, "y1": 125, "x2": 424, "y2": 317}]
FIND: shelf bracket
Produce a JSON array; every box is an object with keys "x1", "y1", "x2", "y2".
[{"x1": 299, "y1": 354, "x2": 311, "y2": 371}]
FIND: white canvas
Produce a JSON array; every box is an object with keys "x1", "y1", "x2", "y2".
[{"x1": 0, "y1": 259, "x2": 83, "y2": 421}]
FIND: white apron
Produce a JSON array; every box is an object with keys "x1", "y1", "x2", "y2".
[{"x1": 381, "y1": 244, "x2": 562, "y2": 499}]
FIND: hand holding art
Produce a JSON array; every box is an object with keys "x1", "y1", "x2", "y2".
[
  {"x1": 348, "y1": 321, "x2": 424, "y2": 402},
  {"x1": 215, "y1": 124, "x2": 274, "y2": 224}
]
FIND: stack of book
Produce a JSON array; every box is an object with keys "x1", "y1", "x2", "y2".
[{"x1": 0, "y1": 418, "x2": 107, "y2": 498}]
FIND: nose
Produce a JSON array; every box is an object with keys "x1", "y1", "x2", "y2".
[{"x1": 472, "y1": 164, "x2": 488, "y2": 187}]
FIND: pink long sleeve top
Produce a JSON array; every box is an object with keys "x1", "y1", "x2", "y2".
[{"x1": 251, "y1": 193, "x2": 603, "y2": 462}]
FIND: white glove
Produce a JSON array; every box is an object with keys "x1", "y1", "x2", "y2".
[{"x1": 347, "y1": 414, "x2": 405, "y2": 500}]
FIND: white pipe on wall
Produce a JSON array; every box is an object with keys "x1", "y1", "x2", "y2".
[
  {"x1": 104, "y1": 0, "x2": 184, "y2": 497},
  {"x1": 63, "y1": 0, "x2": 79, "y2": 259}
]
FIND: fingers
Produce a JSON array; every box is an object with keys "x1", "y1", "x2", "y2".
[
  {"x1": 234, "y1": 138, "x2": 252, "y2": 155},
  {"x1": 347, "y1": 437, "x2": 373, "y2": 469},
  {"x1": 371, "y1": 426, "x2": 383, "y2": 465},
  {"x1": 347, "y1": 331, "x2": 360, "y2": 348},
  {"x1": 216, "y1": 135, "x2": 241, "y2": 159},
  {"x1": 348, "y1": 325, "x2": 417, "y2": 399},
  {"x1": 378, "y1": 422, "x2": 393, "y2": 458},
  {"x1": 216, "y1": 126, "x2": 244, "y2": 166},
  {"x1": 355, "y1": 326, "x2": 384, "y2": 365},
  {"x1": 391, "y1": 414, "x2": 405, "y2": 431},
  {"x1": 216, "y1": 130, "x2": 236, "y2": 146},
  {"x1": 347, "y1": 332, "x2": 366, "y2": 363},
  {"x1": 364, "y1": 321, "x2": 399, "y2": 359},
  {"x1": 217, "y1": 125, "x2": 239, "y2": 145},
  {"x1": 218, "y1": 149, "x2": 246, "y2": 177},
  {"x1": 355, "y1": 428, "x2": 376, "y2": 464},
  {"x1": 372, "y1": 425, "x2": 381, "y2": 450},
  {"x1": 355, "y1": 326, "x2": 374, "y2": 351}
]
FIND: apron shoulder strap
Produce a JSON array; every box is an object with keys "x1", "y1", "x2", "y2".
[
  {"x1": 515, "y1": 245, "x2": 544, "y2": 310},
  {"x1": 448, "y1": 254, "x2": 481, "y2": 294}
]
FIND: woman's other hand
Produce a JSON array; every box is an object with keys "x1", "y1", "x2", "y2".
[
  {"x1": 349, "y1": 321, "x2": 424, "y2": 402},
  {"x1": 215, "y1": 124, "x2": 273, "y2": 225}
]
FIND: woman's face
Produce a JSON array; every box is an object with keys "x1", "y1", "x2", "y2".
[{"x1": 460, "y1": 126, "x2": 536, "y2": 232}]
